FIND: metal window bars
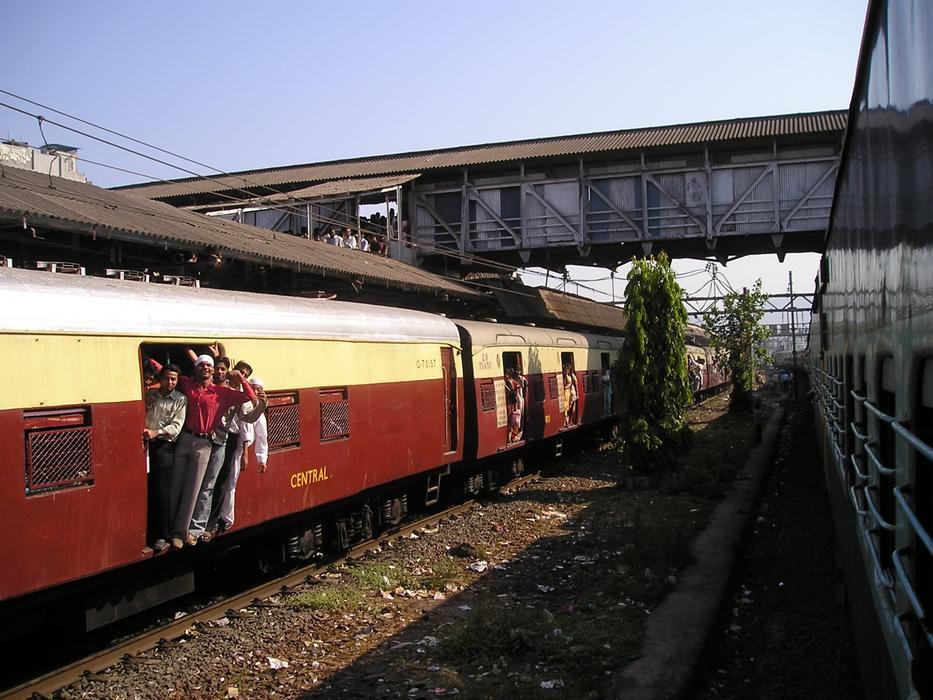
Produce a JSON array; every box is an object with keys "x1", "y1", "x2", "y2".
[{"x1": 812, "y1": 365, "x2": 933, "y2": 663}]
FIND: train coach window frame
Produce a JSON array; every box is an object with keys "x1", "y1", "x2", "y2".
[
  {"x1": 320, "y1": 388, "x2": 350, "y2": 442},
  {"x1": 480, "y1": 381, "x2": 497, "y2": 412},
  {"x1": 266, "y1": 391, "x2": 301, "y2": 451},
  {"x1": 23, "y1": 406, "x2": 94, "y2": 495}
]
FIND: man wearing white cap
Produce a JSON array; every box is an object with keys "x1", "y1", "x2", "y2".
[
  {"x1": 169, "y1": 354, "x2": 258, "y2": 549},
  {"x1": 210, "y1": 376, "x2": 269, "y2": 534}
]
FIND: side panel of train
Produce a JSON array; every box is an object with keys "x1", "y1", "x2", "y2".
[
  {"x1": 686, "y1": 345, "x2": 728, "y2": 394},
  {"x1": 808, "y1": 1, "x2": 933, "y2": 697},
  {"x1": 456, "y1": 322, "x2": 621, "y2": 462},
  {"x1": 0, "y1": 333, "x2": 463, "y2": 603}
]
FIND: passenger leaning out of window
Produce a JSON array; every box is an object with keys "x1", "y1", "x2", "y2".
[
  {"x1": 143, "y1": 364, "x2": 187, "y2": 552},
  {"x1": 169, "y1": 355, "x2": 258, "y2": 550}
]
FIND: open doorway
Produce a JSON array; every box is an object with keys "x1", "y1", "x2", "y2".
[
  {"x1": 503, "y1": 352, "x2": 526, "y2": 443},
  {"x1": 560, "y1": 352, "x2": 578, "y2": 426}
]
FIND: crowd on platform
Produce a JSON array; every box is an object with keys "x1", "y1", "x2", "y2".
[{"x1": 305, "y1": 209, "x2": 411, "y2": 255}]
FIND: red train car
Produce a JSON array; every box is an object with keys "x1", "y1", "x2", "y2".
[
  {"x1": 456, "y1": 321, "x2": 622, "y2": 474},
  {"x1": 0, "y1": 267, "x2": 464, "y2": 627}
]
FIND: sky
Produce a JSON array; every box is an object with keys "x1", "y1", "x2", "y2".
[{"x1": 1, "y1": 0, "x2": 868, "y2": 305}]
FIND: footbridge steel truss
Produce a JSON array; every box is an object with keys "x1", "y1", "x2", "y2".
[
  {"x1": 117, "y1": 110, "x2": 845, "y2": 274},
  {"x1": 412, "y1": 141, "x2": 840, "y2": 269}
]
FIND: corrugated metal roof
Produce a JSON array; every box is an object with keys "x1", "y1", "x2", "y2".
[
  {"x1": 492, "y1": 283, "x2": 628, "y2": 333},
  {"x1": 190, "y1": 174, "x2": 422, "y2": 211},
  {"x1": 115, "y1": 110, "x2": 847, "y2": 201},
  {"x1": 0, "y1": 166, "x2": 479, "y2": 298}
]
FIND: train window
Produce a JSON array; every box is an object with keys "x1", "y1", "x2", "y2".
[
  {"x1": 480, "y1": 381, "x2": 497, "y2": 412},
  {"x1": 547, "y1": 374, "x2": 560, "y2": 399},
  {"x1": 320, "y1": 388, "x2": 349, "y2": 442},
  {"x1": 23, "y1": 406, "x2": 93, "y2": 495},
  {"x1": 267, "y1": 392, "x2": 301, "y2": 451}
]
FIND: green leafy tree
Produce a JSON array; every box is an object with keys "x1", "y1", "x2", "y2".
[
  {"x1": 614, "y1": 253, "x2": 693, "y2": 472},
  {"x1": 702, "y1": 281, "x2": 770, "y2": 412}
]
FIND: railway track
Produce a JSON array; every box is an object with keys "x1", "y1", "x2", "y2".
[{"x1": 1, "y1": 474, "x2": 540, "y2": 700}]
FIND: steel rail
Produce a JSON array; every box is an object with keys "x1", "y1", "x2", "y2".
[{"x1": 0, "y1": 476, "x2": 536, "y2": 700}]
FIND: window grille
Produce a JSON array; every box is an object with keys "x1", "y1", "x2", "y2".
[
  {"x1": 547, "y1": 375, "x2": 560, "y2": 399},
  {"x1": 24, "y1": 407, "x2": 93, "y2": 494},
  {"x1": 480, "y1": 381, "x2": 497, "y2": 412},
  {"x1": 266, "y1": 392, "x2": 300, "y2": 450},
  {"x1": 320, "y1": 388, "x2": 349, "y2": 441}
]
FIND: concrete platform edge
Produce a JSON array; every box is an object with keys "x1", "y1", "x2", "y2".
[{"x1": 610, "y1": 404, "x2": 787, "y2": 699}]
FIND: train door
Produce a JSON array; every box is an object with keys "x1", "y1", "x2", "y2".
[
  {"x1": 601, "y1": 352, "x2": 612, "y2": 416},
  {"x1": 502, "y1": 351, "x2": 525, "y2": 443},
  {"x1": 560, "y1": 351, "x2": 578, "y2": 426},
  {"x1": 441, "y1": 347, "x2": 458, "y2": 452}
]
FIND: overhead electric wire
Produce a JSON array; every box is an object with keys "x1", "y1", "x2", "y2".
[
  {"x1": 0, "y1": 97, "x2": 523, "y2": 277},
  {"x1": 2, "y1": 90, "x2": 719, "y2": 297}
]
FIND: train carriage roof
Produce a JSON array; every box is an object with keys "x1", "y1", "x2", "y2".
[
  {"x1": 455, "y1": 319, "x2": 621, "y2": 350},
  {"x1": 0, "y1": 267, "x2": 460, "y2": 343}
]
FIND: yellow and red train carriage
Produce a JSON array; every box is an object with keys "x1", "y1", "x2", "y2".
[
  {"x1": 0, "y1": 267, "x2": 464, "y2": 619},
  {"x1": 0, "y1": 267, "x2": 621, "y2": 628},
  {"x1": 456, "y1": 321, "x2": 621, "y2": 464}
]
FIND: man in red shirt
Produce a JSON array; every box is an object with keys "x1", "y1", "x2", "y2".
[{"x1": 169, "y1": 354, "x2": 258, "y2": 549}]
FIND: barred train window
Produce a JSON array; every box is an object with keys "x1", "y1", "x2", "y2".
[
  {"x1": 266, "y1": 392, "x2": 301, "y2": 450},
  {"x1": 480, "y1": 381, "x2": 497, "y2": 412},
  {"x1": 547, "y1": 374, "x2": 560, "y2": 399},
  {"x1": 24, "y1": 407, "x2": 93, "y2": 495},
  {"x1": 320, "y1": 388, "x2": 350, "y2": 441}
]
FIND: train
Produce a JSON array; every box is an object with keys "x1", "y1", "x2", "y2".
[
  {"x1": 809, "y1": 0, "x2": 933, "y2": 697},
  {"x1": 0, "y1": 265, "x2": 625, "y2": 633}
]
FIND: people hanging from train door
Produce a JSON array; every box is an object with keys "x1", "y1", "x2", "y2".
[
  {"x1": 143, "y1": 364, "x2": 187, "y2": 552},
  {"x1": 563, "y1": 365, "x2": 578, "y2": 426},
  {"x1": 206, "y1": 363, "x2": 265, "y2": 537},
  {"x1": 190, "y1": 359, "x2": 266, "y2": 543},
  {"x1": 688, "y1": 356, "x2": 702, "y2": 394},
  {"x1": 508, "y1": 369, "x2": 525, "y2": 442},
  {"x1": 210, "y1": 376, "x2": 270, "y2": 534},
  {"x1": 168, "y1": 354, "x2": 259, "y2": 550},
  {"x1": 602, "y1": 365, "x2": 612, "y2": 416}
]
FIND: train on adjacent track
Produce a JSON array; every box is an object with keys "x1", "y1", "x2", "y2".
[
  {"x1": 809, "y1": 0, "x2": 933, "y2": 697},
  {"x1": 0, "y1": 265, "x2": 635, "y2": 634}
]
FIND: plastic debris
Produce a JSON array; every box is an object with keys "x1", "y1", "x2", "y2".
[
  {"x1": 541, "y1": 510, "x2": 568, "y2": 519},
  {"x1": 227, "y1": 687, "x2": 239, "y2": 698},
  {"x1": 536, "y1": 584, "x2": 555, "y2": 593},
  {"x1": 468, "y1": 560, "x2": 488, "y2": 573},
  {"x1": 419, "y1": 635, "x2": 440, "y2": 647},
  {"x1": 267, "y1": 656, "x2": 289, "y2": 670},
  {"x1": 458, "y1": 605, "x2": 472, "y2": 612},
  {"x1": 541, "y1": 679, "x2": 565, "y2": 689}
]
